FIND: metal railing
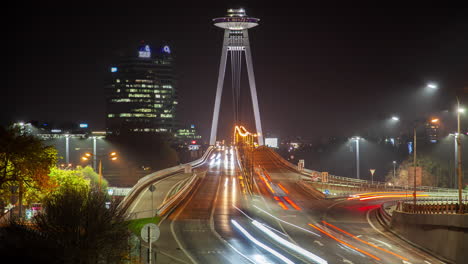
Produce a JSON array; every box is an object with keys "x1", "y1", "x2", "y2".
[
  {"x1": 398, "y1": 200, "x2": 467, "y2": 214},
  {"x1": 266, "y1": 148, "x2": 467, "y2": 195},
  {"x1": 119, "y1": 146, "x2": 214, "y2": 216}
]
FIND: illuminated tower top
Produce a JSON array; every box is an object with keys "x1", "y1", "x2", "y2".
[{"x1": 213, "y1": 8, "x2": 259, "y2": 30}]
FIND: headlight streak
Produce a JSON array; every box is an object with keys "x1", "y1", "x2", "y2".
[
  {"x1": 321, "y1": 221, "x2": 409, "y2": 261},
  {"x1": 359, "y1": 194, "x2": 429, "y2": 201},
  {"x1": 252, "y1": 220, "x2": 328, "y2": 264},
  {"x1": 347, "y1": 191, "x2": 428, "y2": 201},
  {"x1": 308, "y1": 223, "x2": 380, "y2": 261},
  {"x1": 231, "y1": 220, "x2": 295, "y2": 264},
  {"x1": 233, "y1": 205, "x2": 290, "y2": 238},
  {"x1": 253, "y1": 205, "x2": 320, "y2": 237}
]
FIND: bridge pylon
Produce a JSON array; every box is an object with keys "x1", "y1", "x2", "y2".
[{"x1": 209, "y1": 8, "x2": 264, "y2": 146}]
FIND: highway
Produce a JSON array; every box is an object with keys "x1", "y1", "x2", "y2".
[
  {"x1": 129, "y1": 146, "x2": 447, "y2": 264},
  {"x1": 252, "y1": 147, "x2": 445, "y2": 264}
]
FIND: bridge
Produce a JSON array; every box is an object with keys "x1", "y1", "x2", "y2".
[{"x1": 119, "y1": 8, "x2": 466, "y2": 264}]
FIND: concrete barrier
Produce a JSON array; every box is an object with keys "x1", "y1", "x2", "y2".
[
  {"x1": 119, "y1": 146, "x2": 214, "y2": 214},
  {"x1": 390, "y1": 211, "x2": 468, "y2": 263}
]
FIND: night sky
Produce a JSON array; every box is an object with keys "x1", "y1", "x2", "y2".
[{"x1": 6, "y1": 3, "x2": 468, "y2": 143}]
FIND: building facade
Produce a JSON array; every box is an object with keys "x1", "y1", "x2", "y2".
[{"x1": 105, "y1": 43, "x2": 177, "y2": 134}]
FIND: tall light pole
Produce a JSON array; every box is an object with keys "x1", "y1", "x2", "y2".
[
  {"x1": 65, "y1": 134, "x2": 70, "y2": 165},
  {"x1": 393, "y1": 161, "x2": 396, "y2": 178},
  {"x1": 456, "y1": 98, "x2": 464, "y2": 213},
  {"x1": 450, "y1": 133, "x2": 458, "y2": 188},
  {"x1": 412, "y1": 118, "x2": 439, "y2": 210},
  {"x1": 92, "y1": 136, "x2": 97, "y2": 171},
  {"x1": 352, "y1": 137, "x2": 361, "y2": 179}
]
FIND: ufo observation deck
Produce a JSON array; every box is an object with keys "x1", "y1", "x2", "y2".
[{"x1": 213, "y1": 8, "x2": 259, "y2": 30}]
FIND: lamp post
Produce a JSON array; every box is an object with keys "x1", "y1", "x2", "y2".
[
  {"x1": 412, "y1": 118, "x2": 439, "y2": 211},
  {"x1": 450, "y1": 133, "x2": 458, "y2": 188},
  {"x1": 393, "y1": 161, "x2": 396, "y2": 179},
  {"x1": 456, "y1": 98, "x2": 464, "y2": 213},
  {"x1": 352, "y1": 137, "x2": 361, "y2": 180},
  {"x1": 82, "y1": 152, "x2": 118, "y2": 192}
]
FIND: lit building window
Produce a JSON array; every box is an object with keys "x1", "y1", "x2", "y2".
[
  {"x1": 112, "y1": 98, "x2": 131, "y2": 102},
  {"x1": 129, "y1": 94, "x2": 151, "y2": 98}
]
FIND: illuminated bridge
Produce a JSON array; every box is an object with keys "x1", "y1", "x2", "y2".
[{"x1": 121, "y1": 8, "x2": 465, "y2": 264}]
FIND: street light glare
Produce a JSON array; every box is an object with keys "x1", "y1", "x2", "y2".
[
  {"x1": 458, "y1": 108, "x2": 465, "y2": 113},
  {"x1": 426, "y1": 83, "x2": 437, "y2": 89},
  {"x1": 431, "y1": 118, "x2": 439, "y2": 123},
  {"x1": 111, "y1": 157, "x2": 118, "y2": 161},
  {"x1": 85, "y1": 153, "x2": 92, "y2": 157},
  {"x1": 81, "y1": 157, "x2": 88, "y2": 161},
  {"x1": 110, "y1": 152, "x2": 117, "y2": 156},
  {"x1": 391, "y1": 116, "x2": 399, "y2": 121}
]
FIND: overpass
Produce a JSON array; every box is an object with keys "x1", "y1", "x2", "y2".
[
  {"x1": 122, "y1": 125, "x2": 462, "y2": 263},
  {"x1": 119, "y1": 8, "x2": 466, "y2": 264}
]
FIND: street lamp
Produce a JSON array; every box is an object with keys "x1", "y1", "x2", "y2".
[
  {"x1": 449, "y1": 133, "x2": 459, "y2": 188},
  {"x1": 456, "y1": 97, "x2": 464, "y2": 213},
  {"x1": 82, "y1": 151, "x2": 118, "y2": 192},
  {"x1": 393, "y1": 161, "x2": 397, "y2": 179},
  {"x1": 426, "y1": 82, "x2": 438, "y2": 89},
  {"x1": 412, "y1": 118, "x2": 439, "y2": 210},
  {"x1": 351, "y1": 137, "x2": 361, "y2": 179}
]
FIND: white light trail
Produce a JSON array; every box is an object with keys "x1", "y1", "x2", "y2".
[
  {"x1": 253, "y1": 205, "x2": 320, "y2": 237},
  {"x1": 231, "y1": 220, "x2": 295, "y2": 264},
  {"x1": 252, "y1": 220, "x2": 328, "y2": 264}
]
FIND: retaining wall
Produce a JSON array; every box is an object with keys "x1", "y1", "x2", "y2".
[{"x1": 390, "y1": 211, "x2": 468, "y2": 263}]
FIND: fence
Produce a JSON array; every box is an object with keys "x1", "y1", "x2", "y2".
[{"x1": 398, "y1": 200, "x2": 468, "y2": 214}]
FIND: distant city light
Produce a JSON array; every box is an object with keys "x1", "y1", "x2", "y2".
[
  {"x1": 265, "y1": 138, "x2": 278, "y2": 148},
  {"x1": 111, "y1": 67, "x2": 118, "y2": 72},
  {"x1": 51, "y1": 129, "x2": 62, "y2": 133},
  {"x1": 138, "y1": 45, "x2": 151, "y2": 58},
  {"x1": 162, "y1": 45, "x2": 171, "y2": 54},
  {"x1": 79, "y1": 123, "x2": 88, "y2": 128}
]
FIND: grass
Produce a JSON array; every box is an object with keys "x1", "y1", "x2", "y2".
[{"x1": 126, "y1": 216, "x2": 161, "y2": 236}]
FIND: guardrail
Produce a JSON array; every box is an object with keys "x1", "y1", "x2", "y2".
[
  {"x1": 156, "y1": 171, "x2": 202, "y2": 218},
  {"x1": 119, "y1": 146, "x2": 214, "y2": 217},
  {"x1": 266, "y1": 147, "x2": 467, "y2": 195},
  {"x1": 398, "y1": 200, "x2": 468, "y2": 214}
]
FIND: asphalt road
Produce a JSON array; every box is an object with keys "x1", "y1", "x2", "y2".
[
  {"x1": 131, "y1": 146, "x2": 447, "y2": 264},
  {"x1": 252, "y1": 147, "x2": 446, "y2": 264}
]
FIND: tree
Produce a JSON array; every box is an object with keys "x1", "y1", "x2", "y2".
[
  {"x1": 0, "y1": 187, "x2": 131, "y2": 263},
  {"x1": 0, "y1": 126, "x2": 57, "y2": 188},
  {"x1": 385, "y1": 154, "x2": 451, "y2": 187},
  {"x1": 0, "y1": 126, "x2": 58, "y2": 212}
]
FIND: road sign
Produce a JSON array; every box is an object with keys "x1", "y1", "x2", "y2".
[
  {"x1": 370, "y1": 169, "x2": 376, "y2": 184},
  {"x1": 141, "y1": 223, "x2": 160, "y2": 243},
  {"x1": 321, "y1": 172, "x2": 329, "y2": 183},
  {"x1": 148, "y1": 185, "x2": 156, "y2": 192}
]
